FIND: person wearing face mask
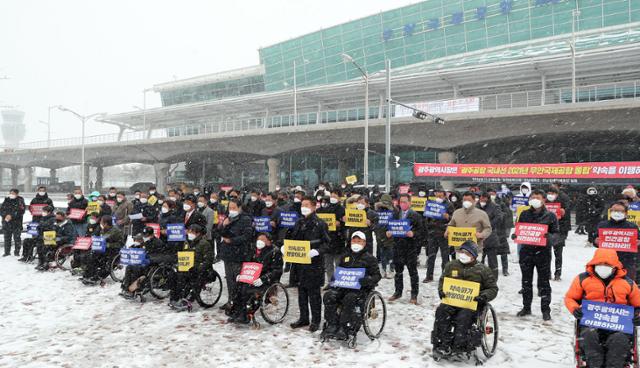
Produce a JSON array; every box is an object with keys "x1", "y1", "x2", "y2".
[
  {"x1": 36, "y1": 211, "x2": 77, "y2": 271},
  {"x1": 107, "y1": 187, "x2": 118, "y2": 200},
  {"x1": 228, "y1": 233, "x2": 284, "y2": 324},
  {"x1": 545, "y1": 186, "x2": 571, "y2": 281},
  {"x1": 514, "y1": 189, "x2": 559, "y2": 320},
  {"x1": 447, "y1": 191, "x2": 462, "y2": 211},
  {"x1": 29, "y1": 186, "x2": 54, "y2": 223},
  {"x1": 374, "y1": 194, "x2": 396, "y2": 279},
  {"x1": 321, "y1": 231, "x2": 382, "y2": 340},
  {"x1": 158, "y1": 200, "x2": 181, "y2": 253},
  {"x1": 424, "y1": 189, "x2": 455, "y2": 283},
  {"x1": 1, "y1": 188, "x2": 26, "y2": 257},
  {"x1": 259, "y1": 193, "x2": 277, "y2": 218},
  {"x1": 182, "y1": 196, "x2": 207, "y2": 231},
  {"x1": 565, "y1": 248, "x2": 640, "y2": 368},
  {"x1": 476, "y1": 192, "x2": 503, "y2": 280},
  {"x1": 120, "y1": 227, "x2": 167, "y2": 298},
  {"x1": 246, "y1": 189, "x2": 266, "y2": 217},
  {"x1": 20, "y1": 205, "x2": 55, "y2": 263},
  {"x1": 80, "y1": 215, "x2": 124, "y2": 284},
  {"x1": 595, "y1": 202, "x2": 640, "y2": 281},
  {"x1": 119, "y1": 233, "x2": 147, "y2": 299},
  {"x1": 112, "y1": 191, "x2": 133, "y2": 234},
  {"x1": 218, "y1": 199, "x2": 254, "y2": 312},
  {"x1": 148, "y1": 185, "x2": 158, "y2": 203},
  {"x1": 96, "y1": 195, "x2": 112, "y2": 217},
  {"x1": 130, "y1": 192, "x2": 159, "y2": 236},
  {"x1": 285, "y1": 196, "x2": 330, "y2": 332},
  {"x1": 67, "y1": 188, "x2": 89, "y2": 237},
  {"x1": 344, "y1": 196, "x2": 378, "y2": 256},
  {"x1": 432, "y1": 241, "x2": 498, "y2": 359},
  {"x1": 487, "y1": 188, "x2": 513, "y2": 277},
  {"x1": 386, "y1": 193, "x2": 425, "y2": 305},
  {"x1": 445, "y1": 192, "x2": 492, "y2": 255},
  {"x1": 168, "y1": 224, "x2": 215, "y2": 311},
  {"x1": 576, "y1": 187, "x2": 605, "y2": 246},
  {"x1": 196, "y1": 195, "x2": 215, "y2": 242},
  {"x1": 317, "y1": 192, "x2": 346, "y2": 289}
]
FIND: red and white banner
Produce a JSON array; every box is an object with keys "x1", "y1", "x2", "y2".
[
  {"x1": 598, "y1": 228, "x2": 638, "y2": 253},
  {"x1": 72, "y1": 237, "x2": 92, "y2": 250},
  {"x1": 29, "y1": 204, "x2": 46, "y2": 216},
  {"x1": 237, "y1": 262, "x2": 263, "y2": 285},
  {"x1": 68, "y1": 208, "x2": 86, "y2": 220},
  {"x1": 546, "y1": 203, "x2": 564, "y2": 220},
  {"x1": 398, "y1": 184, "x2": 410, "y2": 194},
  {"x1": 515, "y1": 223, "x2": 549, "y2": 246}
]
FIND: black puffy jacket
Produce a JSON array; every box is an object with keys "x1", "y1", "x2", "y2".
[
  {"x1": 218, "y1": 212, "x2": 253, "y2": 262},
  {"x1": 331, "y1": 249, "x2": 382, "y2": 292}
]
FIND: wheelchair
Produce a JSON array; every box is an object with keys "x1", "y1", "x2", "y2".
[
  {"x1": 242, "y1": 282, "x2": 290, "y2": 329},
  {"x1": 574, "y1": 322, "x2": 638, "y2": 367},
  {"x1": 432, "y1": 303, "x2": 499, "y2": 365},
  {"x1": 156, "y1": 264, "x2": 224, "y2": 311},
  {"x1": 320, "y1": 290, "x2": 387, "y2": 349}
]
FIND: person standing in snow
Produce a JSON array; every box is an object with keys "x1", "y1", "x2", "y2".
[
  {"x1": 546, "y1": 185, "x2": 571, "y2": 281},
  {"x1": 594, "y1": 201, "x2": 640, "y2": 281},
  {"x1": 576, "y1": 187, "x2": 605, "y2": 245},
  {"x1": 1, "y1": 188, "x2": 26, "y2": 257}
]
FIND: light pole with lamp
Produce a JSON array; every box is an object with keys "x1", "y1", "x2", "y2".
[{"x1": 342, "y1": 53, "x2": 369, "y2": 188}]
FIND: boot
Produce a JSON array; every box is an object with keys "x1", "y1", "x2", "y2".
[
  {"x1": 517, "y1": 307, "x2": 532, "y2": 317},
  {"x1": 542, "y1": 311, "x2": 552, "y2": 321},
  {"x1": 335, "y1": 326, "x2": 347, "y2": 340},
  {"x1": 422, "y1": 276, "x2": 434, "y2": 283},
  {"x1": 290, "y1": 320, "x2": 310, "y2": 329},
  {"x1": 388, "y1": 294, "x2": 401, "y2": 302},
  {"x1": 323, "y1": 323, "x2": 339, "y2": 338}
]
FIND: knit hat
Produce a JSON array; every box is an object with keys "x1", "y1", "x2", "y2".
[
  {"x1": 459, "y1": 240, "x2": 479, "y2": 258},
  {"x1": 380, "y1": 194, "x2": 393, "y2": 206}
]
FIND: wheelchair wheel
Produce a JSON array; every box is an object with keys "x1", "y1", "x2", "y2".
[
  {"x1": 362, "y1": 291, "x2": 386, "y2": 340},
  {"x1": 110, "y1": 254, "x2": 125, "y2": 283},
  {"x1": 54, "y1": 245, "x2": 74, "y2": 271},
  {"x1": 479, "y1": 304, "x2": 499, "y2": 358},
  {"x1": 149, "y1": 265, "x2": 173, "y2": 299},
  {"x1": 195, "y1": 269, "x2": 223, "y2": 308},
  {"x1": 260, "y1": 283, "x2": 289, "y2": 324}
]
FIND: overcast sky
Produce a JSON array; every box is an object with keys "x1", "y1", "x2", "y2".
[{"x1": 0, "y1": 0, "x2": 417, "y2": 145}]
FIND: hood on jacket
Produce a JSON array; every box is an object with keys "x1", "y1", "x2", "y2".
[
  {"x1": 586, "y1": 248, "x2": 626, "y2": 278},
  {"x1": 520, "y1": 182, "x2": 532, "y2": 196}
]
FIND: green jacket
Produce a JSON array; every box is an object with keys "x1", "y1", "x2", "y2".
[
  {"x1": 102, "y1": 226, "x2": 124, "y2": 249},
  {"x1": 185, "y1": 235, "x2": 214, "y2": 272},
  {"x1": 438, "y1": 259, "x2": 498, "y2": 302}
]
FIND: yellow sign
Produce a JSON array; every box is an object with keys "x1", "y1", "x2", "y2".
[
  {"x1": 221, "y1": 200, "x2": 229, "y2": 209},
  {"x1": 148, "y1": 196, "x2": 157, "y2": 206},
  {"x1": 340, "y1": 196, "x2": 347, "y2": 204},
  {"x1": 177, "y1": 251, "x2": 195, "y2": 272},
  {"x1": 86, "y1": 201, "x2": 100, "y2": 214},
  {"x1": 317, "y1": 213, "x2": 337, "y2": 231},
  {"x1": 345, "y1": 175, "x2": 357, "y2": 185},
  {"x1": 411, "y1": 197, "x2": 427, "y2": 212},
  {"x1": 608, "y1": 209, "x2": 640, "y2": 227},
  {"x1": 43, "y1": 231, "x2": 57, "y2": 246},
  {"x1": 283, "y1": 239, "x2": 311, "y2": 264},
  {"x1": 448, "y1": 227, "x2": 477, "y2": 247},
  {"x1": 345, "y1": 209, "x2": 367, "y2": 228},
  {"x1": 516, "y1": 205, "x2": 530, "y2": 222},
  {"x1": 213, "y1": 211, "x2": 219, "y2": 225},
  {"x1": 442, "y1": 277, "x2": 481, "y2": 311}
]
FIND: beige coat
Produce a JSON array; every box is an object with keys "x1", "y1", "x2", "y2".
[{"x1": 447, "y1": 207, "x2": 492, "y2": 249}]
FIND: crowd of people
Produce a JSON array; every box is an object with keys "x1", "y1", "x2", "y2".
[{"x1": 2, "y1": 181, "x2": 640, "y2": 365}]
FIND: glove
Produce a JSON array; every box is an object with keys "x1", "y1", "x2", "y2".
[
  {"x1": 235, "y1": 275, "x2": 241, "y2": 282},
  {"x1": 438, "y1": 290, "x2": 446, "y2": 300},
  {"x1": 280, "y1": 246, "x2": 285, "y2": 255},
  {"x1": 309, "y1": 249, "x2": 320, "y2": 258},
  {"x1": 252, "y1": 278, "x2": 263, "y2": 287},
  {"x1": 573, "y1": 308, "x2": 583, "y2": 320},
  {"x1": 474, "y1": 295, "x2": 487, "y2": 304}
]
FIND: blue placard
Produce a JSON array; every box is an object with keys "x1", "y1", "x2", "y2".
[
  {"x1": 91, "y1": 236, "x2": 106, "y2": 253},
  {"x1": 511, "y1": 196, "x2": 529, "y2": 211},
  {"x1": 630, "y1": 202, "x2": 640, "y2": 211},
  {"x1": 119, "y1": 248, "x2": 149, "y2": 266},
  {"x1": 424, "y1": 201, "x2": 447, "y2": 219},
  {"x1": 167, "y1": 223, "x2": 186, "y2": 242},
  {"x1": 331, "y1": 267, "x2": 366, "y2": 290},
  {"x1": 112, "y1": 215, "x2": 117, "y2": 226},
  {"x1": 377, "y1": 211, "x2": 393, "y2": 226},
  {"x1": 279, "y1": 211, "x2": 298, "y2": 228},
  {"x1": 253, "y1": 216, "x2": 272, "y2": 232},
  {"x1": 388, "y1": 219, "x2": 410, "y2": 238},
  {"x1": 581, "y1": 300, "x2": 634, "y2": 335},
  {"x1": 27, "y1": 222, "x2": 39, "y2": 236}
]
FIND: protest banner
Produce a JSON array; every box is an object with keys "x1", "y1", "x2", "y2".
[
  {"x1": 410, "y1": 197, "x2": 427, "y2": 212},
  {"x1": 43, "y1": 231, "x2": 57, "y2": 246},
  {"x1": 68, "y1": 208, "x2": 86, "y2": 221},
  {"x1": 91, "y1": 236, "x2": 106, "y2": 253},
  {"x1": 283, "y1": 239, "x2": 311, "y2": 264},
  {"x1": 120, "y1": 248, "x2": 149, "y2": 266},
  {"x1": 167, "y1": 223, "x2": 186, "y2": 242},
  {"x1": 442, "y1": 277, "x2": 481, "y2": 311},
  {"x1": 72, "y1": 237, "x2": 92, "y2": 251},
  {"x1": 331, "y1": 267, "x2": 366, "y2": 290},
  {"x1": 29, "y1": 204, "x2": 46, "y2": 216},
  {"x1": 388, "y1": 219, "x2": 410, "y2": 238},
  {"x1": 147, "y1": 223, "x2": 161, "y2": 238},
  {"x1": 545, "y1": 202, "x2": 563, "y2": 220},
  {"x1": 345, "y1": 175, "x2": 357, "y2": 185},
  {"x1": 377, "y1": 211, "x2": 393, "y2": 226},
  {"x1": 26, "y1": 222, "x2": 39, "y2": 236},
  {"x1": 237, "y1": 262, "x2": 263, "y2": 284},
  {"x1": 447, "y1": 227, "x2": 477, "y2": 247},
  {"x1": 86, "y1": 201, "x2": 100, "y2": 214},
  {"x1": 424, "y1": 200, "x2": 447, "y2": 219},
  {"x1": 317, "y1": 213, "x2": 337, "y2": 231},
  {"x1": 345, "y1": 209, "x2": 367, "y2": 228},
  {"x1": 581, "y1": 300, "x2": 634, "y2": 335},
  {"x1": 279, "y1": 211, "x2": 299, "y2": 228},
  {"x1": 515, "y1": 223, "x2": 549, "y2": 246},
  {"x1": 177, "y1": 251, "x2": 195, "y2": 272},
  {"x1": 253, "y1": 216, "x2": 272, "y2": 232},
  {"x1": 598, "y1": 228, "x2": 638, "y2": 253}
]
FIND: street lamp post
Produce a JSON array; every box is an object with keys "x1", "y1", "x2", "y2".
[
  {"x1": 570, "y1": 9, "x2": 580, "y2": 103},
  {"x1": 56, "y1": 106, "x2": 105, "y2": 193},
  {"x1": 385, "y1": 59, "x2": 391, "y2": 193},
  {"x1": 342, "y1": 53, "x2": 370, "y2": 188}
]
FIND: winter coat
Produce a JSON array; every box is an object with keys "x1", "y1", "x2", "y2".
[
  {"x1": 55, "y1": 220, "x2": 77, "y2": 245},
  {"x1": 554, "y1": 191, "x2": 572, "y2": 234},
  {"x1": 29, "y1": 194, "x2": 53, "y2": 222},
  {"x1": 184, "y1": 235, "x2": 214, "y2": 273},
  {"x1": 374, "y1": 202, "x2": 395, "y2": 249},
  {"x1": 113, "y1": 199, "x2": 133, "y2": 227},
  {"x1": 1, "y1": 196, "x2": 26, "y2": 228},
  {"x1": 425, "y1": 200, "x2": 454, "y2": 238},
  {"x1": 389, "y1": 209, "x2": 425, "y2": 251},
  {"x1": 101, "y1": 226, "x2": 124, "y2": 249},
  {"x1": 247, "y1": 199, "x2": 266, "y2": 217},
  {"x1": 131, "y1": 203, "x2": 159, "y2": 234},
  {"x1": 345, "y1": 208, "x2": 378, "y2": 252},
  {"x1": 331, "y1": 249, "x2": 382, "y2": 292},
  {"x1": 197, "y1": 206, "x2": 215, "y2": 240},
  {"x1": 316, "y1": 203, "x2": 346, "y2": 255},
  {"x1": 438, "y1": 259, "x2": 498, "y2": 302},
  {"x1": 595, "y1": 219, "x2": 640, "y2": 280},
  {"x1": 36, "y1": 214, "x2": 56, "y2": 240},
  {"x1": 565, "y1": 248, "x2": 640, "y2": 313},
  {"x1": 247, "y1": 245, "x2": 283, "y2": 285},
  {"x1": 516, "y1": 206, "x2": 559, "y2": 253},
  {"x1": 67, "y1": 196, "x2": 89, "y2": 224},
  {"x1": 287, "y1": 212, "x2": 331, "y2": 288},
  {"x1": 447, "y1": 207, "x2": 492, "y2": 249},
  {"x1": 144, "y1": 237, "x2": 170, "y2": 256},
  {"x1": 218, "y1": 212, "x2": 254, "y2": 263},
  {"x1": 576, "y1": 194, "x2": 605, "y2": 225},
  {"x1": 478, "y1": 201, "x2": 503, "y2": 251},
  {"x1": 159, "y1": 211, "x2": 183, "y2": 253},
  {"x1": 184, "y1": 210, "x2": 208, "y2": 231}
]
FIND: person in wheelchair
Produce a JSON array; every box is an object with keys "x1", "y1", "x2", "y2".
[
  {"x1": 80, "y1": 215, "x2": 124, "y2": 285},
  {"x1": 35, "y1": 210, "x2": 77, "y2": 271},
  {"x1": 67, "y1": 214, "x2": 102, "y2": 274},
  {"x1": 228, "y1": 232, "x2": 283, "y2": 324},
  {"x1": 21, "y1": 205, "x2": 55, "y2": 263},
  {"x1": 120, "y1": 227, "x2": 169, "y2": 298},
  {"x1": 432, "y1": 241, "x2": 498, "y2": 359},
  {"x1": 565, "y1": 248, "x2": 640, "y2": 368},
  {"x1": 168, "y1": 224, "x2": 214, "y2": 311},
  {"x1": 322, "y1": 231, "x2": 382, "y2": 340}
]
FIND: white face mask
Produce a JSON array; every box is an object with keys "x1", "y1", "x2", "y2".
[
  {"x1": 490, "y1": 195, "x2": 497, "y2": 201},
  {"x1": 38, "y1": 191, "x2": 46, "y2": 196},
  {"x1": 321, "y1": 203, "x2": 328, "y2": 208},
  {"x1": 158, "y1": 200, "x2": 164, "y2": 205},
  {"x1": 265, "y1": 201, "x2": 273, "y2": 208},
  {"x1": 117, "y1": 197, "x2": 124, "y2": 203},
  {"x1": 479, "y1": 201, "x2": 487, "y2": 208},
  {"x1": 435, "y1": 198, "x2": 444, "y2": 203},
  {"x1": 450, "y1": 196, "x2": 457, "y2": 203},
  {"x1": 140, "y1": 198, "x2": 148, "y2": 204},
  {"x1": 135, "y1": 195, "x2": 140, "y2": 199},
  {"x1": 611, "y1": 211, "x2": 626, "y2": 221},
  {"x1": 256, "y1": 240, "x2": 266, "y2": 249},
  {"x1": 143, "y1": 236, "x2": 151, "y2": 242},
  {"x1": 210, "y1": 198, "x2": 217, "y2": 204},
  {"x1": 356, "y1": 203, "x2": 366, "y2": 210},
  {"x1": 149, "y1": 191, "x2": 156, "y2": 195},
  {"x1": 546, "y1": 194, "x2": 557, "y2": 202},
  {"x1": 169, "y1": 196, "x2": 177, "y2": 202},
  {"x1": 161, "y1": 207, "x2": 169, "y2": 214},
  {"x1": 330, "y1": 197, "x2": 339, "y2": 204},
  {"x1": 42, "y1": 212, "x2": 49, "y2": 217},
  {"x1": 187, "y1": 233, "x2": 196, "y2": 241},
  {"x1": 97, "y1": 200, "x2": 104, "y2": 206},
  {"x1": 301, "y1": 207, "x2": 312, "y2": 216},
  {"x1": 183, "y1": 204, "x2": 191, "y2": 212},
  {"x1": 251, "y1": 196, "x2": 258, "y2": 202},
  {"x1": 529, "y1": 198, "x2": 543, "y2": 209},
  {"x1": 462, "y1": 200, "x2": 473, "y2": 209},
  {"x1": 194, "y1": 191, "x2": 200, "y2": 196},
  {"x1": 316, "y1": 196, "x2": 322, "y2": 201},
  {"x1": 89, "y1": 218, "x2": 97, "y2": 225},
  {"x1": 351, "y1": 243, "x2": 364, "y2": 253},
  {"x1": 318, "y1": 186, "x2": 325, "y2": 191},
  {"x1": 595, "y1": 265, "x2": 614, "y2": 279},
  {"x1": 418, "y1": 191, "x2": 426, "y2": 197},
  {"x1": 74, "y1": 194, "x2": 82, "y2": 199},
  {"x1": 458, "y1": 253, "x2": 473, "y2": 264},
  {"x1": 228, "y1": 210, "x2": 239, "y2": 218},
  {"x1": 9, "y1": 194, "x2": 16, "y2": 199},
  {"x1": 293, "y1": 197, "x2": 301, "y2": 203},
  {"x1": 197, "y1": 202, "x2": 206, "y2": 208}
]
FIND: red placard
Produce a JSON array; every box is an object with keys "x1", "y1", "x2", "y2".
[
  {"x1": 599, "y1": 228, "x2": 638, "y2": 253},
  {"x1": 220, "y1": 185, "x2": 233, "y2": 192},
  {"x1": 106, "y1": 200, "x2": 116, "y2": 208},
  {"x1": 147, "y1": 223, "x2": 161, "y2": 238},
  {"x1": 68, "y1": 208, "x2": 86, "y2": 220},
  {"x1": 515, "y1": 223, "x2": 549, "y2": 246},
  {"x1": 237, "y1": 262, "x2": 263, "y2": 285},
  {"x1": 546, "y1": 202, "x2": 563, "y2": 220},
  {"x1": 72, "y1": 237, "x2": 92, "y2": 250},
  {"x1": 398, "y1": 184, "x2": 410, "y2": 194},
  {"x1": 29, "y1": 204, "x2": 46, "y2": 216},
  {"x1": 414, "y1": 162, "x2": 640, "y2": 179}
]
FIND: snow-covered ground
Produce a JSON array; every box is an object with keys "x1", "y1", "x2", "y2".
[{"x1": 0, "y1": 233, "x2": 595, "y2": 368}]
